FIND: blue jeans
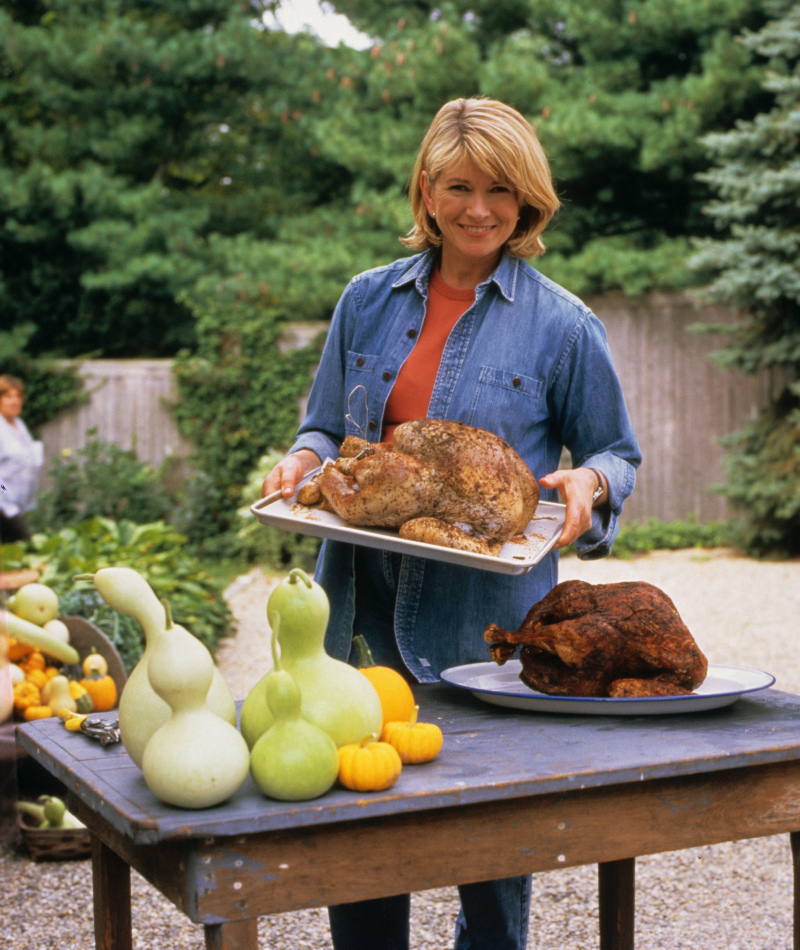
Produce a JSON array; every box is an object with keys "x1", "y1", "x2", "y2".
[
  {"x1": 328, "y1": 875, "x2": 532, "y2": 950},
  {"x1": 329, "y1": 550, "x2": 532, "y2": 950}
]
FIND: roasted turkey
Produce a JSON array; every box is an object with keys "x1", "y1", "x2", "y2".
[
  {"x1": 483, "y1": 579, "x2": 708, "y2": 697},
  {"x1": 298, "y1": 419, "x2": 539, "y2": 555}
]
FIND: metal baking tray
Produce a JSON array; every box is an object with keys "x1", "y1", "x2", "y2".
[{"x1": 250, "y1": 468, "x2": 564, "y2": 575}]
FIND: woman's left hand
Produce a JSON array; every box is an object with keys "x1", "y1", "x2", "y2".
[{"x1": 538, "y1": 468, "x2": 606, "y2": 550}]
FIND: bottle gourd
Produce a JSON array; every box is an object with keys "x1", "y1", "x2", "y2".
[
  {"x1": 249, "y1": 617, "x2": 339, "y2": 801},
  {"x1": 240, "y1": 569, "x2": 382, "y2": 749},
  {"x1": 75, "y1": 568, "x2": 236, "y2": 767},
  {"x1": 142, "y1": 618, "x2": 250, "y2": 809}
]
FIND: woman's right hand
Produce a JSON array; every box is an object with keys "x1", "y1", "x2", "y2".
[{"x1": 261, "y1": 449, "x2": 322, "y2": 500}]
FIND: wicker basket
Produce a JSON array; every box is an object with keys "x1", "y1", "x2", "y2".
[{"x1": 18, "y1": 810, "x2": 91, "y2": 861}]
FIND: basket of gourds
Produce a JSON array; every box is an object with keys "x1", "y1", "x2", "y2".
[
  {"x1": 17, "y1": 795, "x2": 90, "y2": 861},
  {"x1": 6, "y1": 582, "x2": 126, "y2": 725}
]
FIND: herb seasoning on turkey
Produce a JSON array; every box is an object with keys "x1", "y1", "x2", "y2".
[{"x1": 298, "y1": 418, "x2": 540, "y2": 556}]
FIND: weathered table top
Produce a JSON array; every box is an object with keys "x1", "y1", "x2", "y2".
[{"x1": 16, "y1": 684, "x2": 800, "y2": 846}]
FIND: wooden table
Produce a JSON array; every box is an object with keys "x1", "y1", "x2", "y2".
[{"x1": 16, "y1": 683, "x2": 800, "y2": 950}]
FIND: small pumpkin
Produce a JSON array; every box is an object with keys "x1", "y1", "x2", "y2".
[
  {"x1": 23, "y1": 667, "x2": 48, "y2": 690},
  {"x1": 352, "y1": 634, "x2": 416, "y2": 726},
  {"x1": 12, "y1": 680, "x2": 41, "y2": 713},
  {"x1": 23, "y1": 704, "x2": 54, "y2": 721},
  {"x1": 7, "y1": 637, "x2": 31, "y2": 662},
  {"x1": 337, "y1": 733, "x2": 402, "y2": 792},
  {"x1": 82, "y1": 649, "x2": 108, "y2": 678},
  {"x1": 80, "y1": 650, "x2": 117, "y2": 711},
  {"x1": 19, "y1": 650, "x2": 46, "y2": 675},
  {"x1": 381, "y1": 706, "x2": 443, "y2": 764}
]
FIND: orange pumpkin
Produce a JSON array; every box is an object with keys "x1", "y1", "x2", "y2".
[
  {"x1": 352, "y1": 635, "x2": 416, "y2": 726},
  {"x1": 80, "y1": 652, "x2": 117, "y2": 711}
]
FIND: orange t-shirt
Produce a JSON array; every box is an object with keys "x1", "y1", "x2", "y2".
[{"x1": 382, "y1": 269, "x2": 475, "y2": 441}]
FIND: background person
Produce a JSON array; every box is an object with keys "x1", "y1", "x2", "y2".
[
  {"x1": 262, "y1": 97, "x2": 641, "y2": 950},
  {"x1": 0, "y1": 375, "x2": 44, "y2": 544}
]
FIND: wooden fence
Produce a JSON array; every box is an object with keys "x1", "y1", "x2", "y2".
[{"x1": 39, "y1": 299, "x2": 779, "y2": 523}]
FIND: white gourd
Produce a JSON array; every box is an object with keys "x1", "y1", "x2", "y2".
[
  {"x1": 75, "y1": 568, "x2": 236, "y2": 767},
  {"x1": 142, "y1": 624, "x2": 249, "y2": 809}
]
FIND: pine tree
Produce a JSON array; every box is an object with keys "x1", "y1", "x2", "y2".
[
  {"x1": 0, "y1": 0, "x2": 346, "y2": 356},
  {"x1": 690, "y1": 0, "x2": 800, "y2": 554}
]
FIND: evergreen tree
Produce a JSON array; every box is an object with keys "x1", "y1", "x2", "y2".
[
  {"x1": 690, "y1": 0, "x2": 800, "y2": 555},
  {"x1": 0, "y1": 0, "x2": 348, "y2": 356},
  {"x1": 324, "y1": 0, "x2": 772, "y2": 295}
]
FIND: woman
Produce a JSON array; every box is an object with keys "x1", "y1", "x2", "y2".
[
  {"x1": 262, "y1": 98, "x2": 641, "y2": 950},
  {"x1": 0, "y1": 375, "x2": 44, "y2": 543}
]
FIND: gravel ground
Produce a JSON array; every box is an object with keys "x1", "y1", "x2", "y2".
[{"x1": 2, "y1": 547, "x2": 800, "y2": 949}]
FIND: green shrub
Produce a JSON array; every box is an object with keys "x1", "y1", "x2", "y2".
[
  {"x1": 29, "y1": 433, "x2": 173, "y2": 532},
  {"x1": 604, "y1": 517, "x2": 740, "y2": 560},
  {"x1": 2, "y1": 517, "x2": 233, "y2": 673}
]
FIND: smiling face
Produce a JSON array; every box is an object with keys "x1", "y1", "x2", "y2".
[{"x1": 420, "y1": 156, "x2": 521, "y2": 287}]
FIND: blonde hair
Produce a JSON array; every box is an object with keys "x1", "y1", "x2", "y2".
[
  {"x1": 0, "y1": 375, "x2": 24, "y2": 400},
  {"x1": 401, "y1": 98, "x2": 560, "y2": 258}
]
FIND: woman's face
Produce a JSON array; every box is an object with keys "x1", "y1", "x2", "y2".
[
  {"x1": 421, "y1": 156, "x2": 521, "y2": 281},
  {"x1": 0, "y1": 388, "x2": 23, "y2": 422}
]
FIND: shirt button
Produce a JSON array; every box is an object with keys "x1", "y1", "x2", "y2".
[
  {"x1": 356, "y1": 357, "x2": 365, "y2": 367},
  {"x1": 407, "y1": 328, "x2": 417, "y2": 339},
  {"x1": 512, "y1": 377, "x2": 522, "y2": 388},
  {"x1": 382, "y1": 371, "x2": 391, "y2": 381},
  {"x1": 368, "y1": 421, "x2": 377, "y2": 430}
]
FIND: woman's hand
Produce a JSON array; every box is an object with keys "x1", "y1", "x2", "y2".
[
  {"x1": 261, "y1": 449, "x2": 322, "y2": 500},
  {"x1": 538, "y1": 468, "x2": 606, "y2": 550}
]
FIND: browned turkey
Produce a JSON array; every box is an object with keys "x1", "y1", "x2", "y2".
[
  {"x1": 298, "y1": 419, "x2": 539, "y2": 556},
  {"x1": 483, "y1": 579, "x2": 708, "y2": 697}
]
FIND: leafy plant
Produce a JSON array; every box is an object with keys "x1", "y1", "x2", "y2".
[
  {"x1": 2, "y1": 517, "x2": 233, "y2": 672},
  {"x1": 170, "y1": 271, "x2": 325, "y2": 541},
  {"x1": 601, "y1": 517, "x2": 740, "y2": 559},
  {"x1": 29, "y1": 434, "x2": 172, "y2": 532}
]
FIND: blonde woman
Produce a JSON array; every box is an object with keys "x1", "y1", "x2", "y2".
[{"x1": 262, "y1": 98, "x2": 641, "y2": 950}]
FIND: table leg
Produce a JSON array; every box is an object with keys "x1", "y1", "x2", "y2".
[
  {"x1": 91, "y1": 833, "x2": 132, "y2": 950},
  {"x1": 791, "y1": 831, "x2": 800, "y2": 950},
  {"x1": 598, "y1": 858, "x2": 635, "y2": 950},
  {"x1": 204, "y1": 919, "x2": 259, "y2": 950}
]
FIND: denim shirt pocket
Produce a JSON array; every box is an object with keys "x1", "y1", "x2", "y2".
[
  {"x1": 466, "y1": 366, "x2": 547, "y2": 444},
  {"x1": 344, "y1": 351, "x2": 382, "y2": 438}
]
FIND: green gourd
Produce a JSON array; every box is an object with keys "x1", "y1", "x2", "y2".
[
  {"x1": 142, "y1": 615, "x2": 250, "y2": 809},
  {"x1": 240, "y1": 568, "x2": 382, "y2": 749},
  {"x1": 249, "y1": 617, "x2": 339, "y2": 801},
  {"x1": 75, "y1": 568, "x2": 236, "y2": 768}
]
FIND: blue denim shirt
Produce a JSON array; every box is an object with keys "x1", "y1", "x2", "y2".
[{"x1": 290, "y1": 250, "x2": 641, "y2": 682}]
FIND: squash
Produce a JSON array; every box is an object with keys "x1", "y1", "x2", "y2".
[
  {"x1": 1, "y1": 609, "x2": 79, "y2": 665},
  {"x1": 337, "y1": 733, "x2": 403, "y2": 792},
  {"x1": 42, "y1": 675, "x2": 77, "y2": 716},
  {"x1": 68, "y1": 679, "x2": 94, "y2": 713},
  {"x1": 353, "y1": 634, "x2": 416, "y2": 727},
  {"x1": 23, "y1": 704, "x2": 53, "y2": 721},
  {"x1": 76, "y1": 568, "x2": 236, "y2": 768},
  {"x1": 12, "y1": 680, "x2": 41, "y2": 714},
  {"x1": 249, "y1": 616, "x2": 340, "y2": 801},
  {"x1": 80, "y1": 651, "x2": 117, "y2": 711},
  {"x1": 141, "y1": 607, "x2": 250, "y2": 809},
  {"x1": 240, "y1": 569, "x2": 382, "y2": 749},
  {"x1": 381, "y1": 706, "x2": 443, "y2": 764}
]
